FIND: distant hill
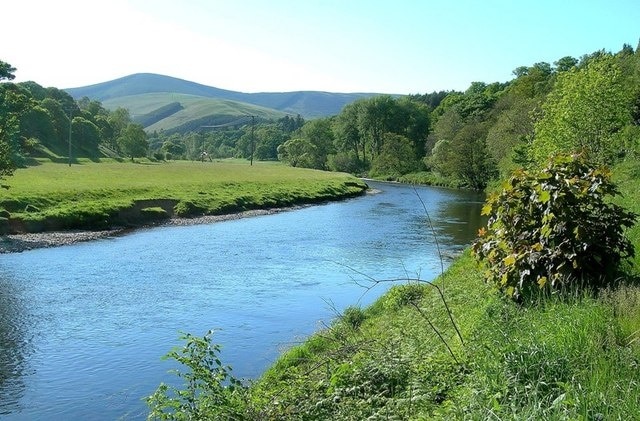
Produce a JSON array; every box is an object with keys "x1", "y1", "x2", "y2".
[{"x1": 65, "y1": 73, "x2": 380, "y2": 133}]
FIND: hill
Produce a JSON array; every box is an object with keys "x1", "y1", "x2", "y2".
[
  {"x1": 101, "y1": 92, "x2": 290, "y2": 134},
  {"x1": 65, "y1": 73, "x2": 380, "y2": 130}
]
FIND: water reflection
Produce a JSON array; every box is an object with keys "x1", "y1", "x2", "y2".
[
  {"x1": 435, "y1": 191, "x2": 486, "y2": 248},
  {"x1": 0, "y1": 275, "x2": 30, "y2": 415}
]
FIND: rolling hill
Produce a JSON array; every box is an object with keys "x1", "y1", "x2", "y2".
[{"x1": 65, "y1": 73, "x2": 380, "y2": 133}]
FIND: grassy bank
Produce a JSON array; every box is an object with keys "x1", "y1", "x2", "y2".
[
  {"x1": 0, "y1": 159, "x2": 367, "y2": 233},
  {"x1": 154, "y1": 159, "x2": 640, "y2": 419}
]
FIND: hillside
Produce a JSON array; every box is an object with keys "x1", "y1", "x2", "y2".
[
  {"x1": 65, "y1": 73, "x2": 379, "y2": 125},
  {"x1": 101, "y1": 92, "x2": 289, "y2": 133}
]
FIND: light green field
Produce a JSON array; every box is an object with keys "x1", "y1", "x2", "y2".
[
  {"x1": 102, "y1": 93, "x2": 287, "y2": 132},
  {"x1": 0, "y1": 159, "x2": 367, "y2": 232}
]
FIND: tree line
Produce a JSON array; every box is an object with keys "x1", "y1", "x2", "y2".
[
  {"x1": 277, "y1": 42, "x2": 640, "y2": 190},
  {"x1": 0, "y1": 67, "x2": 150, "y2": 167},
  {"x1": 2, "y1": 40, "x2": 639, "y2": 189}
]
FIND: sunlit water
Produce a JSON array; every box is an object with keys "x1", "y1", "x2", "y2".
[{"x1": 0, "y1": 181, "x2": 484, "y2": 420}]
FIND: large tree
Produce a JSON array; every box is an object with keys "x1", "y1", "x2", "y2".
[
  {"x1": 532, "y1": 55, "x2": 632, "y2": 164},
  {"x1": 0, "y1": 61, "x2": 23, "y2": 179},
  {"x1": 117, "y1": 123, "x2": 148, "y2": 161}
]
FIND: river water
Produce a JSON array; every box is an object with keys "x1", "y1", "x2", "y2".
[{"x1": 0, "y1": 181, "x2": 484, "y2": 420}]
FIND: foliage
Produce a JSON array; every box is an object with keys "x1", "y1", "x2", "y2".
[
  {"x1": 369, "y1": 133, "x2": 419, "y2": 178},
  {"x1": 0, "y1": 60, "x2": 16, "y2": 81},
  {"x1": 0, "y1": 78, "x2": 32, "y2": 177},
  {"x1": 326, "y1": 151, "x2": 366, "y2": 174},
  {"x1": 341, "y1": 306, "x2": 367, "y2": 330},
  {"x1": 117, "y1": 123, "x2": 148, "y2": 161},
  {"x1": 532, "y1": 54, "x2": 633, "y2": 164},
  {"x1": 146, "y1": 330, "x2": 248, "y2": 420},
  {"x1": 277, "y1": 137, "x2": 317, "y2": 168},
  {"x1": 473, "y1": 153, "x2": 636, "y2": 299}
]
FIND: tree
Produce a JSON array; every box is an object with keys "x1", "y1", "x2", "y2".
[
  {"x1": 253, "y1": 125, "x2": 287, "y2": 161},
  {"x1": 554, "y1": 56, "x2": 578, "y2": 72},
  {"x1": 71, "y1": 116, "x2": 101, "y2": 157},
  {"x1": 0, "y1": 60, "x2": 16, "y2": 81},
  {"x1": 19, "y1": 105, "x2": 56, "y2": 148},
  {"x1": 0, "y1": 78, "x2": 32, "y2": 174},
  {"x1": 485, "y1": 96, "x2": 539, "y2": 176},
  {"x1": 532, "y1": 55, "x2": 632, "y2": 164},
  {"x1": 107, "y1": 107, "x2": 132, "y2": 143},
  {"x1": 334, "y1": 101, "x2": 364, "y2": 163},
  {"x1": 450, "y1": 120, "x2": 496, "y2": 190},
  {"x1": 370, "y1": 133, "x2": 418, "y2": 177},
  {"x1": 298, "y1": 118, "x2": 334, "y2": 169},
  {"x1": 357, "y1": 95, "x2": 396, "y2": 158},
  {"x1": 277, "y1": 137, "x2": 317, "y2": 168},
  {"x1": 117, "y1": 123, "x2": 148, "y2": 161}
]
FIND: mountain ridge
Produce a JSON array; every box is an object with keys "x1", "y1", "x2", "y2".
[{"x1": 65, "y1": 73, "x2": 381, "y2": 120}]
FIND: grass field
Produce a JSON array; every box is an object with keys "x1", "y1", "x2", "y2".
[{"x1": 0, "y1": 159, "x2": 367, "y2": 233}]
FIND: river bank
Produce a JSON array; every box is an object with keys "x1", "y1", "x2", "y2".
[{"x1": 0, "y1": 207, "x2": 301, "y2": 253}]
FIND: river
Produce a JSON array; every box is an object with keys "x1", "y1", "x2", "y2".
[{"x1": 0, "y1": 181, "x2": 484, "y2": 420}]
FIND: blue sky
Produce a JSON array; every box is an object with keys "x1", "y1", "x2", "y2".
[{"x1": 4, "y1": 0, "x2": 639, "y2": 94}]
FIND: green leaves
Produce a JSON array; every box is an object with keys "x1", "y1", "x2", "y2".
[
  {"x1": 473, "y1": 153, "x2": 637, "y2": 300},
  {"x1": 532, "y1": 55, "x2": 633, "y2": 165},
  {"x1": 146, "y1": 330, "x2": 248, "y2": 420}
]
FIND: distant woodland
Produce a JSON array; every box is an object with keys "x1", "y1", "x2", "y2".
[{"x1": 1, "y1": 41, "x2": 639, "y2": 189}]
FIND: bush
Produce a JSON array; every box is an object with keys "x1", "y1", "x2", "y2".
[
  {"x1": 146, "y1": 331, "x2": 247, "y2": 420},
  {"x1": 473, "y1": 153, "x2": 636, "y2": 300},
  {"x1": 383, "y1": 283, "x2": 427, "y2": 310},
  {"x1": 342, "y1": 306, "x2": 366, "y2": 329}
]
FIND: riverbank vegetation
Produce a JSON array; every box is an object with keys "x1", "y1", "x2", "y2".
[
  {"x1": 145, "y1": 41, "x2": 640, "y2": 419},
  {"x1": 147, "y1": 157, "x2": 640, "y2": 419},
  {"x1": 0, "y1": 159, "x2": 367, "y2": 233}
]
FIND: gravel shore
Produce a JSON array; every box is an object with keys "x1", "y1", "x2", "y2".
[{"x1": 0, "y1": 208, "x2": 297, "y2": 254}]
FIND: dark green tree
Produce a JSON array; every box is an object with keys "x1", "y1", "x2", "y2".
[
  {"x1": 370, "y1": 133, "x2": 418, "y2": 177},
  {"x1": 0, "y1": 62, "x2": 30, "y2": 176},
  {"x1": 117, "y1": 123, "x2": 148, "y2": 161},
  {"x1": 0, "y1": 60, "x2": 16, "y2": 81}
]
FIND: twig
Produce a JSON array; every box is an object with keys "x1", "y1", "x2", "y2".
[
  {"x1": 412, "y1": 185, "x2": 445, "y2": 291},
  {"x1": 409, "y1": 301, "x2": 459, "y2": 364}
]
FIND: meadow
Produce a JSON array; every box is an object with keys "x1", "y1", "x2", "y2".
[{"x1": 0, "y1": 159, "x2": 367, "y2": 233}]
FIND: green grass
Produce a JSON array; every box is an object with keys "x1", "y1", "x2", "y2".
[
  {"x1": 205, "y1": 158, "x2": 640, "y2": 419},
  {"x1": 0, "y1": 159, "x2": 367, "y2": 232},
  {"x1": 102, "y1": 93, "x2": 287, "y2": 132}
]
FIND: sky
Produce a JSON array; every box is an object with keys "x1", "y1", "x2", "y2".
[{"x1": 3, "y1": 0, "x2": 639, "y2": 94}]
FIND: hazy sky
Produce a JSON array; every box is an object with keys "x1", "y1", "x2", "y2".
[{"x1": 4, "y1": 0, "x2": 639, "y2": 94}]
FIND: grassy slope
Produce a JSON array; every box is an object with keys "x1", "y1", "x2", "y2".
[
  {"x1": 102, "y1": 93, "x2": 288, "y2": 132},
  {"x1": 246, "y1": 159, "x2": 640, "y2": 420},
  {"x1": 0, "y1": 159, "x2": 367, "y2": 233}
]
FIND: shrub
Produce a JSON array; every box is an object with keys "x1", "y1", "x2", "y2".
[
  {"x1": 342, "y1": 306, "x2": 366, "y2": 329},
  {"x1": 146, "y1": 331, "x2": 247, "y2": 420},
  {"x1": 473, "y1": 153, "x2": 636, "y2": 300},
  {"x1": 383, "y1": 283, "x2": 427, "y2": 310}
]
